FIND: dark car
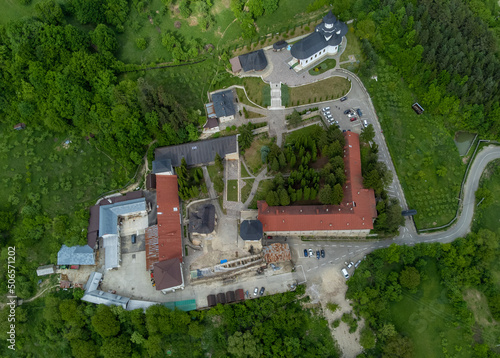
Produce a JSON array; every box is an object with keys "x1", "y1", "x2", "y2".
[
  {"x1": 316, "y1": 250, "x2": 320, "y2": 259},
  {"x1": 340, "y1": 96, "x2": 348, "y2": 102},
  {"x1": 350, "y1": 117, "x2": 357, "y2": 122},
  {"x1": 344, "y1": 109, "x2": 351, "y2": 114},
  {"x1": 259, "y1": 287, "x2": 265, "y2": 296},
  {"x1": 131, "y1": 234, "x2": 137, "y2": 244},
  {"x1": 267, "y1": 236, "x2": 272, "y2": 239},
  {"x1": 304, "y1": 249, "x2": 308, "y2": 257},
  {"x1": 321, "y1": 249, "x2": 325, "y2": 258},
  {"x1": 342, "y1": 129, "x2": 347, "y2": 132},
  {"x1": 356, "y1": 108, "x2": 363, "y2": 116}
]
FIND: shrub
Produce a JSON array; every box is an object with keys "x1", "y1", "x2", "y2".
[
  {"x1": 304, "y1": 26, "x2": 310, "y2": 31},
  {"x1": 332, "y1": 319, "x2": 340, "y2": 328},
  {"x1": 136, "y1": 37, "x2": 148, "y2": 50},
  {"x1": 326, "y1": 303, "x2": 339, "y2": 312}
]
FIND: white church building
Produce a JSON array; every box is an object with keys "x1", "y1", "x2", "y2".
[{"x1": 290, "y1": 10, "x2": 348, "y2": 70}]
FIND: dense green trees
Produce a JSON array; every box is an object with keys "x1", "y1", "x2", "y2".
[
  {"x1": 1, "y1": 286, "x2": 340, "y2": 357},
  {"x1": 347, "y1": 229, "x2": 500, "y2": 357}
]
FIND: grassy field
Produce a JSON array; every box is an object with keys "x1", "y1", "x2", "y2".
[
  {"x1": 249, "y1": 179, "x2": 273, "y2": 209},
  {"x1": 463, "y1": 289, "x2": 500, "y2": 349},
  {"x1": 206, "y1": 164, "x2": 220, "y2": 184},
  {"x1": 288, "y1": 77, "x2": 351, "y2": 107},
  {"x1": 285, "y1": 124, "x2": 324, "y2": 144},
  {"x1": 241, "y1": 179, "x2": 255, "y2": 203},
  {"x1": 0, "y1": 0, "x2": 42, "y2": 25},
  {"x1": 389, "y1": 261, "x2": 473, "y2": 358},
  {"x1": 340, "y1": 25, "x2": 364, "y2": 63},
  {"x1": 227, "y1": 179, "x2": 238, "y2": 201},
  {"x1": 308, "y1": 58, "x2": 337, "y2": 75},
  {"x1": 243, "y1": 135, "x2": 273, "y2": 174},
  {"x1": 472, "y1": 159, "x2": 500, "y2": 233},
  {"x1": 367, "y1": 65, "x2": 465, "y2": 229},
  {"x1": 241, "y1": 163, "x2": 251, "y2": 178}
]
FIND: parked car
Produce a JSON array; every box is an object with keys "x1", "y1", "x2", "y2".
[
  {"x1": 340, "y1": 96, "x2": 348, "y2": 102},
  {"x1": 322, "y1": 106, "x2": 330, "y2": 112},
  {"x1": 304, "y1": 249, "x2": 308, "y2": 257},
  {"x1": 267, "y1": 236, "x2": 272, "y2": 239},
  {"x1": 354, "y1": 260, "x2": 362, "y2": 268},
  {"x1": 254, "y1": 287, "x2": 259, "y2": 296},
  {"x1": 350, "y1": 117, "x2": 357, "y2": 122},
  {"x1": 347, "y1": 261, "x2": 354, "y2": 268},
  {"x1": 316, "y1": 250, "x2": 320, "y2": 259},
  {"x1": 326, "y1": 115, "x2": 333, "y2": 121},
  {"x1": 344, "y1": 109, "x2": 351, "y2": 114},
  {"x1": 324, "y1": 111, "x2": 331, "y2": 116},
  {"x1": 309, "y1": 248, "x2": 314, "y2": 257},
  {"x1": 363, "y1": 119, "x2": 368, "y2": 127},
  {"x1": 131, "y1": 234, "x2": 137, "y2": 244},
  {"x1": 259, "y1": 287, "x2": 265, "y2": 296},
  {"x1": 342, "y1": 268, "x2": 350, "y2": 279},
  {"x1": 321, "y1": 249, "x2": 325, "y2": 258},
  {"x1": 356, "y1": 108, "x2": 363, "y2": 116},
  {"x1": 342, "y1": 129, "x2": 347, "y2": 132}
]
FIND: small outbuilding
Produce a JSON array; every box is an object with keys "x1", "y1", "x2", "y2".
[
  {"x1": 57, "y1": 245, "x2": 95, "y2": 266},
  {"x1": 13, "y1": 123, "x2": 26, "y2": 130},
  {"x1": 235, "y1": 288, "x2": 245, "y2": 302},
  {"x1": 207, "y1": 294, "x2": 217, "y2": 307},
  {"x1": 216, "y1": 293, "x2": 226, "y2": 304},
  {"x1": 36, "y1": 265, "x2": 56, "y2": 276},
  {"x1": 273, "y1": 40, "x2": 288, "y2": 51},
  {"x1": 412, "y1": 103, "x2": 424, "y2": 114},
  {"x1": 240, "y1": 220, "x2": 263, "y2": 241},
  {"x1": 226, "y1": 291, "x2": 236, "y2": 303}
]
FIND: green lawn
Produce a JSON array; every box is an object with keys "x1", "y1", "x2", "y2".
[
  {"x1": 285, "y1": 124, "x2": 324, "y2": 144},
  {"x1": 463, "y1": 289, "x2": 500, "y2": 349},
  {"x1": 367, "y1": 65, "x2": 465, "y2": 229},
  {"x1": 243, "y1": 135, "x2": 272, "y2": 174},
  {"x1": 308, "y1": 58, "x2": 337, "y2": 75},
  {"x1": 241, "y1": 164, "x2": 251, "y2": 178},
  {"x1": 340, "y1": 25, "x2": 364, "y2": 63},
  {"x1": 206, "y1": 164, "x2": 220, "y2": 184},
  {"x1": 248, "y1": 179, "x2": 273, "y2": 209},
  {"x1": 241, "y1": 179, "x2": 255, "y2": 203},
  {"x1": 288, "y1": 76, "x2": 351, "y2": 107},
  {"x1": 227, "y1": 179, "x2": 238, "y2": 201},
  {"x1": 472, "y1": 159, "x2": 500, "y2": 233},
  {"x1": 389, "y1": 261, "x2": 473, "y2": 358},
  {"x1": 0, "y1": 0, "x2": 42, "y2": 25}
]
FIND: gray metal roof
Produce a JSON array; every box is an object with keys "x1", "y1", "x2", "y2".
[
  {"x1": 240, "y1": 220, "x2": 263, "y2": 241},
  {"x1": 238, "y1": 49, "x2": 268, "y2": 72},
  {"x1": 84, "y1": 271, "x2": 102, "y2": 292},
  {"x1": 127, "y1": 300, "x2": 159, "y2": 311},
  {"x1": 155, "y1": 135, "x2": 238, "y2": 167},
  {"x1": 290, "y1": 11, "x2": 347, "y2": 60},
  {"x1": 212, "y1": 90, "x2": 236, "y2": 118},
  {"x1": 82, "y1": 290, "x2": 130, "y2": 309},
  {"x1": 36, "y1": 265, "x2": 56, "y2": 276},
  {"x1": 103, "y1": 235, "x2": 120, "y2": 270},
  {"x1": 57, "y1": 245, "x2": 95, "y2": 265},
  {"x1": 99, "y1": 198, "x2": 147, "y2": 236},
  {"x1": 153, "y1": 159, "x2": 172, "y2": 174}
]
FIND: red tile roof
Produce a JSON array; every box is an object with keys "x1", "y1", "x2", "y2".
[
  {"x1": 258, "y1": 132, "x2": 377, "y2": 232},
  {"x1": 156, "y1": 175, "x2": 183, "y2": 262}
]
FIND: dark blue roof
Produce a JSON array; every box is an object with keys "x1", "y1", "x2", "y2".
[
  {"x1": 238, "y1": 49, "x2": 268, "y2": 71},
  {"x1": 212, "y1": 90, "x2": 236, "y2": 118}
]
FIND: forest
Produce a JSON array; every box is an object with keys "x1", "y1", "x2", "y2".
[
  {"x1": 0, "y1": 285, "x2": 340, "y2": 357},
  {"x1": 346, "y1": 228, "x2": 500, "y2": 357}
]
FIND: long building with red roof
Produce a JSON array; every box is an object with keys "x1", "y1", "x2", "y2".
[
  {"x1": 257, "y1": 132, "x2": 377, "y2": 237},
  {"x1": 156, "y1": 175, "x2": 183, "y2": 262}
]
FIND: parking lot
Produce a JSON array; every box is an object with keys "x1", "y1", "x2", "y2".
[{"x1": 319, "y1": 101, "x2": 367, "y2": 134}]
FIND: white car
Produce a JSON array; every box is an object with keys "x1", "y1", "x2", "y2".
[
  {"x1": 322, "y1": 107, "x2": 330, "y2": 112},
  {"x1": 347, "y1": 261, "x2": 354, "y2": 269},
  {"x1": 342, "y1": 268, "x2": 350, "y2": 279},
  {"x1": 326, "y1": 115, "x2": 333, "y2": 121},
  {"x1": 254, "y1": 287, "x2": 259, "y2": 296},
  {"x1": 324, "y1": 111, "x2": 331, "y2": 116},
  {"x1": 354, "y1": 260, "x2": 362, "y2": 268},
  {"x1": 308, "y1": 248, "x2": 314, "y2": 257}
]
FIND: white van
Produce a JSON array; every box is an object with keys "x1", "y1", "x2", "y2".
[
  {"x1": 363, "y1": 119, "x2": 368, "y2": 127},
  {"x1": 341, "y1": 268, "x2": 349, "y2": 279}
]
